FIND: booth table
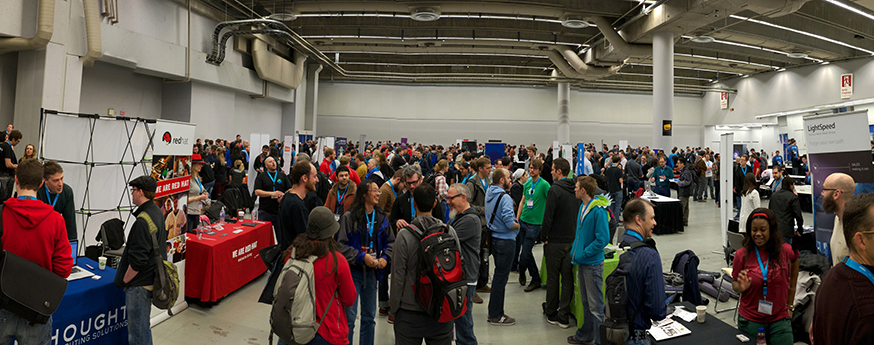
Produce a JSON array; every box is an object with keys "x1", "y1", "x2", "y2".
[
  {"x1": 640, "y1": 195, "x2": 684, "y2": 235},
  {"x1": 647, "y1": 301, "x2": 740, "y2": 344},
  {"x1": 53, "y1": 257, "x2": 128, "y2": 345},
  {"x1": 540, "y1": 253, "x2": 621, "y2": 328},
  {"x1": 186, "y1": 220, "x2": 274, "y2": 302}
]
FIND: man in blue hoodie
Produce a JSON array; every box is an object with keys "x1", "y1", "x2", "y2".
[
  {"x1": 568, "y1": 176, "x2": 610, "y2": 345},
  {"x1": 484, "y1": 167, "x2": 520, "y2": 326}
]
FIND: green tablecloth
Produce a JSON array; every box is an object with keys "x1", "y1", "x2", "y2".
[{"x1": 540, "y1": 252, "x2": 620, "y2": 328}]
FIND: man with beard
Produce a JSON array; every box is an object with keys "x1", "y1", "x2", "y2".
[
  {"x1": 254, "y1": 156, "x2": 291, "y2": 241},
  {"x1": 484, "y1": 167, "x2": 520, "y2": 326},
  {"x1": 821, "y1": 172, "x2": 856, "y2": 263},
  {"x1": 279, "y1": 160, "x2": 319, "y2": 250}
]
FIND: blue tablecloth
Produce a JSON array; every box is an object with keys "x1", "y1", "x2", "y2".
[{"x1": 52, "y1": 257, "x2": 128, "y2": 345}]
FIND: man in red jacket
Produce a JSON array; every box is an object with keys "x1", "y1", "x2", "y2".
[{"x1": 0, "y1": 159, "x2": 72, "y2": 344}]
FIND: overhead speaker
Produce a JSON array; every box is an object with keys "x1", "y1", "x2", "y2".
[{"x1": 411, "y1": 8, "x2": 440, "y2": 22}]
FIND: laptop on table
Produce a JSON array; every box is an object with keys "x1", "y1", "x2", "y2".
[{"x1": 67, "y1": 240, "x2": 95, "y2": 281}]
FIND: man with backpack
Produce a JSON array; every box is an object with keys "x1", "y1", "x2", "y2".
[
  {"x1": 484, "y1": 168, "x2": 520, "y2": 326},
  {"x1": 617, "y1": 199, "x2": 666, "y2": 345},
  {"x1": 466, "y1": 157, "x2": 492, "y2": 293},
  {"x1": 116, "y1": 175, "x2": 168, "y2": 345},
  {"x1": 390, "y1": 183, "x2": 460, "y2": 345}
]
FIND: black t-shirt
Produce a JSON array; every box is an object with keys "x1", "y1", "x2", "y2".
[
  {"x1": 254, "y1": 170, "x2": 291, "y2": 214},
  {"x1": 0, "y1": 142, "x2": 16, "y2": 177},
  {"x1": 605, "y1": 166, "x2": 623, "y2": 193}
]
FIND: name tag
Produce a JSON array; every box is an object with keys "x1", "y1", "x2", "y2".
[
  {"x1": 758, "y1": 300, "x2": 773, "y2": 315},
  {"x1": 526, "y1": 199, "x2": 534, "y2": 209},
  {"x1": 334, "y1": 214, "x2": 341, "y2": 221}
]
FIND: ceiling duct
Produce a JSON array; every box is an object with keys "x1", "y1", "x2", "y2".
[
  {"x1": 561, "y1": 15, "x2": 590, "y2": 29},
  {"x1": 410, "y1": 8, "x2": 440, "y2": 22},
  {"x1": 251, "y1": 36, "x2": 307, "y2": 89},
  {"x1": 583, "y1": 16, "x2": 651, "y2": 65},
  {"x1": 0, "y1": 0, "x2": 54, "y2": 55},
  {"x1": 744, "y1": 0, "x2": 813, "y2": 18}
]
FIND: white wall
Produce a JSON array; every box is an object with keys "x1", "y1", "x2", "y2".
[
  {"x1": 188, "y1": 83, "x2": 283, "y2": 141},
  {"x1": 317, "y1": 82, "x2": 704, "y2": 148},
  {"x1": 79, "y1": 61, "x2": 164, "y2": 119}
]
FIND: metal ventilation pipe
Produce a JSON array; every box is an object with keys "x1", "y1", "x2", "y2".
[
  {"x1": 547, "y1": 48, "x2": 620, "y2": 80},
  {"x1": 81, "y1": 0, "x2": 103, "y2": 67},
  {"x1": 251, "y1": 37, "x2": 307, "y2": 89},
  {"x1": 0, "y1": 0, "x2": 55, "y2": 55},
  {"x1": 586, "y1": 16, "x2": 651, "y2": 57}
]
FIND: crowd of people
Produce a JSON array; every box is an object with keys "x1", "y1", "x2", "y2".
[{"x1": 3, "y1": 126, "x2": 872, "y2": 345}]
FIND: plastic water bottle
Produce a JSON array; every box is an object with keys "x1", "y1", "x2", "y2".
[
  {"x1": 220, "y1": 207, "x2": 226, "y2": 224},
  {"x1": 196, "y1": 224, "x2": 203, "y2": 240},
  {"x1": 756, "y1": 327, "x2": 766, "y2": 345}
]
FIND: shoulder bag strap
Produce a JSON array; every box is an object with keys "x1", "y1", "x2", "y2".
[
  {"x1": 488, "y1": 193, "x2": 507, "y2": 226},
  {"x1": 139, "y1": 213, "x2": 168, "y2": 290}
]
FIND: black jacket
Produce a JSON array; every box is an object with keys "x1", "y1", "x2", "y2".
[
  {"x1": 769, "y1": 189, "x2": 803, "y2": 239},
  {"x1": 114, "y1": 201, "x2": 167, "y2": 287},
  {"x1": 541, "y1": 178, "x2": 581, "y2": 244},
  {"x1": 389, "y1": 191, "x2": 447, "y2": 230},
  {"x1": 510, "y1": 181, "x2": 524, "y2": 209},
  {"x1": 733, "y1": 163, "x2": 747, "y2": 196},
  {"x1": 677, "y1": 166, "x2": 695, "y2": 197}
]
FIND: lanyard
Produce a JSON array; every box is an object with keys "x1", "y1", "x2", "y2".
[
  {"x1": 844, "y1": 257, "x2": 874, "y2": 286},
  {"x1": 366, "y1": 167, "x2": 379, "y2": 179},
  {"x1": 776, "y1": 177, "x2": 783, "y2": 189},
  {"x1": 755, "y1": 248, "x2": 770, "y2": 297},
  {"x1": 46, "y1": 188, "x2": 59, "y2": 208},
  {"x1": 17, "y1": 196, "x2": 36, "y2": 200},
  {"x1": 528, "y1": 177, "x2": 540, "y2": 196},
  {"x1": 480, "y1": 178, "x2": 487, "y2": 192},
  {"x1": 462, "y1": 174, "x2": 473, "y2": 184},
  {"x1": 577, "y1": 198, "x2": 593, "y2": 229},
  {"x1": 336, "y1": 186, "x2": 348, "y2": 214},
  {"x1": 410, "y1": 196, "x2": 416, "y2": 218},
  {"x1": 741, "y1": 166, "x2": 747, "y2": 176},
  {"x1": 387, "y1": 180, "x2": 397, "y2": 198},
  {"x1": 267, "y1": 170, "x2": 278, "y2": 191},
  {"x1": 194, "y1": 177, "x2": 203, "y2": 194},
  {"x1": 626, "y1": 230, "x2": 644, "y2": 242},
  {"x1": 365, "y1": 210, "x2": 376, "y2": 249}
]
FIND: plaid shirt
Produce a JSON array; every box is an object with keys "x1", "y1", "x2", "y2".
[{"x1": 436, "y1": 175, "x2": 449, "y2": 201}]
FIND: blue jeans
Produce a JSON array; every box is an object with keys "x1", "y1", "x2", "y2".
[
  {"x1": 0, "y1": 309, "x2": 52, "y2": 345},
  {"x1": 574, "y1": 263, "x2": 605, "y2": 344},
  {"x1": 126, "y1": 286, "x2": 154, "y2": 345},
  {"x1": 653, "y1": 185, "x2": 670, "y2": 197},
  {"x1": 453, "y1": 286, "x2": 478, "y2": 345},
  {"x1": 609, "y1": 191, "x2": 623, "y2": 223},
  {"x1": 734, "y1": 195, "x2": 742, "y2": 218},
  {"x1": 488, "y1": 237, "x2": 515, "y2": 318},
  {"x1": 346, "y1": 269, "x2": 377, "y2": 345},
  {"x1": 519, "y1": 221, "x2": 541, "y2": 281}
]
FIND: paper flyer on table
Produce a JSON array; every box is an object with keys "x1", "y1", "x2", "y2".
[{"x1": 648, "y1": 318, "x2": 691, "y2": 341}]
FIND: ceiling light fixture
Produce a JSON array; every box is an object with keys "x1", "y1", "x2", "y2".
[
  {"x1": 681, "y1": 35, "x2": 822, "y2": 63},
  {"x1": 730, "y1": 14, "x2": 874, "y2": 55},
  {"x1": 786, "y1": 52, "x2": 808, "y2": 59},
  {"x1": 410, "y1": 8, "x2": 440, "y2": 22},
  {"x1": 561, "y1": 16, "x2": 590, "y2": 29},
  {"x1": 777, "y1": 67, "x2": 786, "y2": 71},
  {"x1": 825, "y1": 0, "x2": 874, "y2": 21},
  {"x1": 821, "y1": 61, "x2": 830, "y2": 65},
  {"x1": 690, "y1": 36, "x2": 715, "y2": 43},
  {"x1": 267, "y1": 12, "x2": 296, "y2": 21}
]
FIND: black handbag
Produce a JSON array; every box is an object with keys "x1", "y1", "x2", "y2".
[{"x1": 0, "y1": 204, "x2": 69, "y2": 324}]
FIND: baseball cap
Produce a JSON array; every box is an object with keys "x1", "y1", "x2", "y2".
[
  {"x1": 306, "y1": 206, "x2": 340, "y2": 240},
  {"x1": 129, "y1": 176, "x2": 157, "y2": 193},
  {"x1": 512, "y1": 169, "x2": 525, "y2": 182}
]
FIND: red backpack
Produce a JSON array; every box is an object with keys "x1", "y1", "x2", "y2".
[{"x1": 407, "y1": 222, "x2": 468, "y2": 323}]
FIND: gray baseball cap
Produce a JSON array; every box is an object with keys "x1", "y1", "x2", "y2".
[{"x1": 307, "y1": 206, "x2": 340, "y2": 239}]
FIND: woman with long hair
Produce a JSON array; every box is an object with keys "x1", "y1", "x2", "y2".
[
  {"x1": 282, "y1": 207, "x2": 356, "y2": 345},
  {"x1": 21, "y1": 144, "x2": 36, "y2": 161},
  {"x1": 732, "y1": 208, "x2": 799, "y2": 344},
  {"x1": 187, "y1": 154, "x2": 210, "y2": 232},
  {"x1": 739, "y1": 173, "x2": 761, "y2": 231},
  {"x1": 337, "y1": 180, "x2": 395, "y2": 345},
  {"x1": 229, "y1": 159, "x2": 246, "y2": 190},
  {"x1": 212, "y1": 146, "x2": 228, "y2": 198}
]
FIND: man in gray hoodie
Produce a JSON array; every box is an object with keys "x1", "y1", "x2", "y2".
[
  {"x1": 390, "y1": 183, "x2": 458, "y2": 345},
  {"x1": 448, "y1": 183, "x2": 482, "y2": 345}
]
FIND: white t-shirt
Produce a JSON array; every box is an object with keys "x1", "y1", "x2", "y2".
[
  {"x1": 705, "y1": 161, "x2": 713, "y2": 177},
  {"x1": 831, "y1": 218, "x2": 849, "y2": 264}
]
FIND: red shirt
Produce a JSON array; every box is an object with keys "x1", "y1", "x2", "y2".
[
  {"x1": 329, "y1": 169, "x2": 361, "y2": 185},
  {"x1": 1, "y1": 198, "x2": 73, "y2": 277},
  {"x1": 308, "y1": 251, "x2": 357, "y2": 345},
  {"x1": 732, "y1": 243, "x2": 797, "y2": 323},
  {"x1": 320, "y1": 158, "x2": 334, "y2": 176}
]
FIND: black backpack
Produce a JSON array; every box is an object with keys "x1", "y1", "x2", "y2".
[
  {"x1": 602, "y1": 241, "x2": 651, "y2": 344},
  {"x1": 220, "y1": 186, "x2": 244, "y2": 213},
  {"x1": 314, "y1": 171, "x2": 332, "y2": 204},
  {"x1": 424, "y1": 172, "x2": 443, "y2": 190}
]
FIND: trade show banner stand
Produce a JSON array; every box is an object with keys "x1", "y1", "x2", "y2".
[
  {"x1": 283, "y1": 135, "x2": 295, "y2": 172},
  {"x1": 802, "y1": 110, "x2": 874, "y2": 261},
  {"x1": 576, "y1": 143, "x2": 586, "y2": 176},
  {"x1": 484, "y1": 143, "x2": 505, "y2": 165}
]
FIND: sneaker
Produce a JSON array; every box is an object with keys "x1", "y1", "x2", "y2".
[
  {"x1": 476, "y1": 285, "x2": 491, "y2": 293},
  {"x1": 567, "y1": 336, "x2": 593, "y2": 345},
  {"x1": 488, "y1": 315, "x2": 515, "y2": 326},
  {"x1": 524, "y1": 281, "x2": 542, "y2": 292},
  {"x1": 379, "y1": 307, "x2": 390, "y2": 316},
  {"x1": 519, "y1": 274, "x2": 527, "y2": 287},
  {"x1": 472, "y1": 293, "x2": 484, "y2": 304},
  {"x1": 545, "y1": 313, "x2": 570, "y2": 329},
  {"x1": 387, "y1": 314, "x2": 395, "y2": 324}
]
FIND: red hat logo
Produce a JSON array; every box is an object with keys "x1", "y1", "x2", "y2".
[{"x1": 162, "y1": 131, "x2": 172, "y2": 144}]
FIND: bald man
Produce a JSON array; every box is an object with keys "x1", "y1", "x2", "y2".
[{"x1": 822, "y1": 172, "x2": 856, "y2": 264}]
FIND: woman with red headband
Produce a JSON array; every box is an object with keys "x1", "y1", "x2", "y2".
[{"x1": 731, "y1": 208, "x2": 799, "y2": 344}]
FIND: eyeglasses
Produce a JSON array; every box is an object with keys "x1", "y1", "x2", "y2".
[
  {"x1": 447, "y1": 194, "x2": 463, "y2": 201},
  {"x1": 822, "y1": 188, "x2": 841, "y2": 193}
]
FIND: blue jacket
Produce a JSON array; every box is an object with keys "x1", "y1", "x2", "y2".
[
  {"x1": 485, "y1": 185, "x2": 518, "y2": 239},
  {"x1": 571, "y1": 195, "x2": 611, "y2": 266},
  {"x1": 338, "y1": 208, "x2": 395, "y2": 280}
]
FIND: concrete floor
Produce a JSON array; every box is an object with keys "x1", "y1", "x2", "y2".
[{"x1": 152, "y1": 192, "x2": 812, "y2": 345}]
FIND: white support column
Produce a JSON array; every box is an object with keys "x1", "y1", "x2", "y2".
[
  {"x1": 652, "y1": 31, "x2": 674, "y2": 151},
  {"x1": 557, "y1": 82, "x2": 570, "y2": 144}
]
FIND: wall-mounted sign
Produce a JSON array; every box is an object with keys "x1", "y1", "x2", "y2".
[
  {"x1": 841, "y1": 73, "x2": 853, "y2": 99},
  {"x1": 662, "y1": 120, "x2": 672, "y2": 136},
  {"x1": 720, "y1": 92, "x2": 729, "y2": 109}
]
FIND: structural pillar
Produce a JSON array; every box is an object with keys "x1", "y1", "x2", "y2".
[
  {"x1": 557, "y1": 82, "x2": 570, "y2": 144},
  {"x1": 304, "y1": 64, "x2": 322, "y2": 136},
  {"x1": 652, "y1": 31, "x2": 674, "y2": 151}
]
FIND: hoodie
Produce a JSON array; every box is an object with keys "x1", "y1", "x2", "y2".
[
  {"x1": 485, "y1": 185, "x2": 518, "y2": 240},
  {"x1": 541, "y1": 178, "x2": 581, "y2": 244},
  {"x1": 1, "y1": 198, "x2": 72, "y2": 278},
  {"x1": 571, "y1": 195, "x2": 611, "y2": 266}
]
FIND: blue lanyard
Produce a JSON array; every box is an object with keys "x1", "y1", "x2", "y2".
[
  {"x1": 387, "y1": 180, "x2": 397, "y2": 198},
  {"x1": 626, "y1": 230, "x2": 644, "y2": 242},
  {"x1": 194, "y1": 177, "x2": 203, "y2": 194},
  {"x1": 528, "y1": 177, "x2": 540, "y2": 196},
  {"x1": 741, "y1": 166, "x2": 747, "y2": 176},
  {"x1": 776, "y1": 177, "x2": 783, "y2": 189},
  {"x1": 267, "y1": 170, "x2": 278, "y2": 191},
  {"x1": 462, "y1": 174, "x2": 473, "y2": 184},
  {"x1": 577, "y1": 199, "x2": 593, "y2": 229},
  {"x1": 17, "y1": 196, "x2": 36, "y2": 200},
  {"x1": 844, "y1": 257, "x2": 874, "y2": 286},
  {"x1": 410, "y1": 196, "x2": 416, "y2": 218},
  {"x1": 365, "y1": 210, "x2": 376, "y2": 248},
  {"x1": 480, "y1": 178, "x2": 487, "y2": 192},
  {"x1": 755, "y1": 249, "x2": 770, "y2": 297},
  {"x1": 46, "y1": 188, "x2": 59, "y2": 208},
  {"x1": 336, "y1": 186, "x2": 348, "y2": 214},
  {"x1": 366, "y1": 167, "x2": 379, "y2": 179}
]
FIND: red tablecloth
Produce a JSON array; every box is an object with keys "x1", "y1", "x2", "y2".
[{"x1": 185, "y1": 220, "x2": 274, "y2": 302}]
